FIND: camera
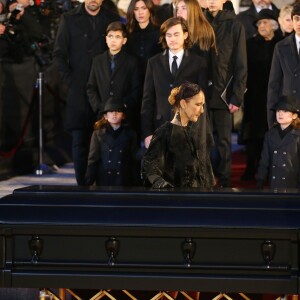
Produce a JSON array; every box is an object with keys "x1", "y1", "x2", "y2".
[{"x1": 2, "y1": 3, "x2": 23, "y2": 35}]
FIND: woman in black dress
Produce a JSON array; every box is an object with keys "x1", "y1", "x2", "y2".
[{"x1": 142, "y1": 82, "x2": 215, "y2": 189}]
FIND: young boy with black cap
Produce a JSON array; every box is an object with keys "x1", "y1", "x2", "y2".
[
  {"x1": 85, "y1": 98, "x2": 139, "y2": 186},
  {"x1": 257, "y1": 95, "x2": 300, "y2": 189}
]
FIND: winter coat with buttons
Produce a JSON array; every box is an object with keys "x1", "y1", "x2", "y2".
[
  {"x1": 257, "y1": 125, "x2": 300, "y2": 189},
  {"x1": 85, "y1": 123, "x2": 139, "y2": 186}
]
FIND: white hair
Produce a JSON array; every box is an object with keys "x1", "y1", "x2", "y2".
[{"x1": 270, "y1": 19, "x2": 279, "y2": 31}]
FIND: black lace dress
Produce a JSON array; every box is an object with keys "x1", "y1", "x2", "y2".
[{"x1": 142, "y1": 121, "x2": 215, "y2": 188}]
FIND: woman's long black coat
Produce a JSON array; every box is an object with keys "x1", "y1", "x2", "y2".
[{"x1": 241, "y1": 34, "x2": 281, "y2": 141}]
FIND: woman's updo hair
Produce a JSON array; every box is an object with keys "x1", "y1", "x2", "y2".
[{"x1": 168, "y1": 82, "x2": 202, "y2": 108}]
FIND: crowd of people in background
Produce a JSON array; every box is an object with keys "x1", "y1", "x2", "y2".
[{"x1": 0, "y1": 0, "x2": 300, "y2": 192}]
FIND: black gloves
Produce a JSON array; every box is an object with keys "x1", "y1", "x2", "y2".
[{"x1": 152, "y1": 177, "x2": 174, "y2": 189}]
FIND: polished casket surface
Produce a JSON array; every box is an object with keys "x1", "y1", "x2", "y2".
[{"x1": 0, "y1": 185, "x2": 299, "y2": 293}]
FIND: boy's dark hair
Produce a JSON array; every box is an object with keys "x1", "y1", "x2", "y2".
[
  {"x1": 106, "y1": 21, "x2": 127, "y2": 38},
  {"x1": 159, "y1": 17, "x2": 192, "y2": 50},
  {"x1": 291, "y1": 1, "x2": 300, "y2": 18}
]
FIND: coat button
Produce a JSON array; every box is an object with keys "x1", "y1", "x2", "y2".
[
  {"x1": 109, "y1": 92, "x2": 114, "y2": 96},
  {"x1": 274, "y1": 150, "x2": 277, "y2": 154},
  {"x1": 118, "y1": 161, "x2": 121, "y2": 164},
  {"x1": 292, "y1": 90, "x2": 296, "y2": 94},
  {"x1": 272, "y1": 165, "x2": 276, "y2": 168},
  {"x1": 283, "y1": 152, "x2": 286, "y2": 155},
  {"x1": 272, "y1": 176, "x2": 276, "y2": 179},
  {"x1": 108, "y1": 160, "x2": 111, "y2": 163},
  {"x1": 282, "y1": 177, "x2": 285, "y2": 180},
  {"x1": 111, "y1": 81, "x2": 114, "y2": 84},
  {"x1": 108, "y1": 171, "x2": 111, "y2": 174},
  {"x1": 117, "y1": 172, "x2": 120, "y2": 175},
  {"x1": 119, "y1": 150, "x2": 122, "y2": 153},
  {"x1": 295, "y1": 73, "x2": 298, "y2": 77},
  {"x1": 109, "y1": 149, "x2": 112, "y2": 152},
  {"x1": 282, "y1": 164, "x2": 286, "y2": 167}
]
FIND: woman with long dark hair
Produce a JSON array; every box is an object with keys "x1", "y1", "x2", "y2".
[{"x1": 126, "y1": 0, "x2": 162, "y2": 79}]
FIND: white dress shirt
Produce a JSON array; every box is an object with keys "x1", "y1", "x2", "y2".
[{"x1": 168, "y1": 49, "x2": 184, "y2": 73}]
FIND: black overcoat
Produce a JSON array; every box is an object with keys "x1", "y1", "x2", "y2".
[
  {"x1": 87, "y1": 49, "x2": 141, "y2": 129},
  {"x1": 257, "y1": 126, "x2": 300, "y2": 189},
  {"x1": 241, "y1": 34, "x2": 280, "y2": 141},
  {"x1": 205, "y1": 10, "x2": 247, "y2": 109},
  {"x1": 85, "y1": 124, "x2": 138, "y2": 186},
  {"x1": 267, "y1": 34, "x2": 300, "y2": 127},
  {"x1": 53, "y1": 4, "x2": 119, "y2": 130}
]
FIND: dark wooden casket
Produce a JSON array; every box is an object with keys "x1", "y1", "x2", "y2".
[{"x1": 0, "y1": 186, "x2": 300, "y2": 294}]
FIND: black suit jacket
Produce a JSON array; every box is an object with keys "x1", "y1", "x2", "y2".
[
  {"x1": 141, "y1": 50, "x2": 207, "y2": 139},
  {"x1": 87, "y1": 49, "x2": 141, "y2": 129},
  {"x1": 267, "y1": 34, "x2": 300, "y2": 127}
]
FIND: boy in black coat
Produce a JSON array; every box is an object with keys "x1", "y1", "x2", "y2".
[
  {"x1": 85, "y1": 99, "x2": 138, "y2": 186},
  {"x1": 141, "y1": 17, "x2": 209, "y2": 149},
  {"x1": 87, "y1": 21, "x2": 142, "y2": 133}
]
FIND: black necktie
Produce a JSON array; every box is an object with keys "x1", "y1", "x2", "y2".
[
  {"x1": 110, "y1": 56, "x2": 115, "y2": 73},
  {"x1": 171, "y1": 55, "x2": 178, "y2": 77}
]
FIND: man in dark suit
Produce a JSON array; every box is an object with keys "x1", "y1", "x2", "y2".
[
  {"x1": 205, "y1": 0, "x2": 247, "y2": 188},
  {"x1": 141, "y1": 17, "x2": 208, "y2": 148},
  {"x1": 267, "y1": 2, "x2": 300, "y2": 128},
  {"x1": 237, "y1": 0, "x2": 279, "y2": 39},
  {"x1": 87, "y1": 21, "x2": 141, "y2": 133},
  {"x1": 53, "y1": 0, "x2": 119, "y2": 186}
]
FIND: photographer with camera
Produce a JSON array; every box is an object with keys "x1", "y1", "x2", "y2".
[{"x1": 0, "y1": 0, "x2": 49, "y2": 62}]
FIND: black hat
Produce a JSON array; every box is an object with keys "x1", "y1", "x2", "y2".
[
  {"x1": 271, "y1": 95, "x2": 300, "y2": 116},
  {"x1": 253, "y1": 9, "x2": 278, "y2": 27},
  {"x1": 102, "y1": 98, "x2": 126, "y2": 113}
]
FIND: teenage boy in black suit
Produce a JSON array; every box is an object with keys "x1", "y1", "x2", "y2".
[
  {"x1": 87, "y1": 21, "x2": 141, "y2": 132},
  {"x1": 141, "y1": 17, "x2": 208, "y2": 149}
]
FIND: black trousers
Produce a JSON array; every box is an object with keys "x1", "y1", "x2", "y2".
[
  {"x1": 71, "y1": 129, "x2": 92, "y2": 186},
  {"x1": 209, "y1": 109, "x2": 232, "y2": 186}
]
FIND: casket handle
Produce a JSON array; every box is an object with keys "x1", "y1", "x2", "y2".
[
  {"x1": 28, "y1": 235, "x2": 44, "y2": 264},
  {"x1": 261, "y1": 240, "x2": 276, "y2": 267},
  {"x1": 182, "y1": 238, "x2": 196, "y2": 267},
  {"x1": 105, "y1": 237, "x2": 120, "y2": 267}
]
